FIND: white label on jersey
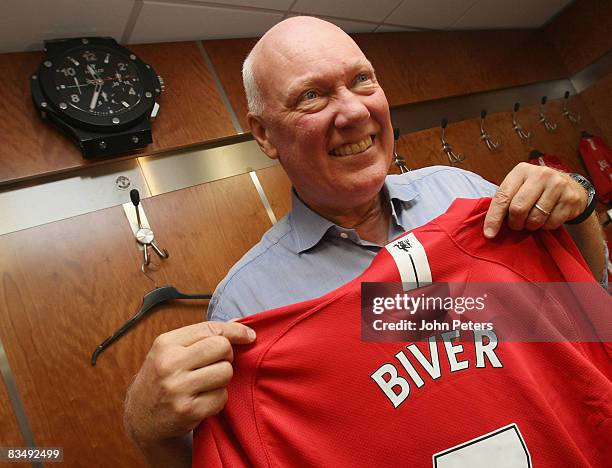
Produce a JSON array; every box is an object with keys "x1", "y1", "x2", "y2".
[
  {"x1": 587, "y1": 138, "x2": 597, "y2": 151},
  {"x1": 385, "y1": 232, "x2": 432, "y2": 290},
  {"x1": 433, "y1": 423, "x2": 531, "y2": 468}
]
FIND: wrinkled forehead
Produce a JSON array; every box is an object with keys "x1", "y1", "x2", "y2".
[{"x1": 254, "y1": 30, "x2": 370, "y2": 102}]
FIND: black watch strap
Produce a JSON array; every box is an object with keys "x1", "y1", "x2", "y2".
[{"x1": 565, "y1": 173, "x2": 597, "y2": 225}]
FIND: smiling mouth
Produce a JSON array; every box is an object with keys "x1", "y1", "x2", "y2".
[{"x1": 329, "y1": 135, "x2": 374, "y2": 156}]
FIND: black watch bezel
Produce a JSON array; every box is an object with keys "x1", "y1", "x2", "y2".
[
  {"x1": 32, "y1": 37, "x2": 160, "y2": 133},
  {"x1": 565, "y1": 173, "x2": 597, "y2": 225}
]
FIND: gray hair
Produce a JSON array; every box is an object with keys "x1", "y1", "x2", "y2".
[{"x1": 242, "y1": 48, "x2": 264, "y2": 116}]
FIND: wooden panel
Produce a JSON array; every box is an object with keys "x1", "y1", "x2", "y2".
[
  {"x1": 580, "y1": 72, "x2": 612, "y2": 144},
  {"x1": 203, "y1": 38, "x2": 258, "y2": 132},
  {"x1": 130, "y1": 42, "x2": 236, "y2": 150},
  {"x1": 544, "y1": 0, "x2": 612, "y2": 74},
  {"x1": 205, "y1": 31, "x2": 568, "y2": 116},
  {"x1": 396, "y1": 96, "x2": 602, "y2": 185},
  {"x1": 0, "y1": 378, "x2": 26, "y2": 460},
  {"x1": 0, "y1": 42, "x2": 236, "y2": 185},
  {"x1": 355, "y1": 30, "x2": 568, "y2": 107},
  {"x1": 256, "y1": 165, "x2": 292, "y2": 220},
  {"x1": 0, "y1": 173, "x2": 271, "y2": 466}
]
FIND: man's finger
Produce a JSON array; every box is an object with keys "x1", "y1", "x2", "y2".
[
  {"x1": 524, "y1": 186, "x2": 561, "y2": 231},
  {"x1": 158, "y1": 321, "x2": 256, "y2": 348},
  {"x1": 483, "y1": 167, "x2": 526, "y2": 238},
  {"x1": 542, "y1": 203, "x2": 570, "y2": 230},
  {"x1": 505, "y1": 181, "x2": 545, "y2": 231},
  {"x1": 181, "y1": 360, "x2": 234, "y2": 395},
  {"x1": 184, "y1": 335, "x2": 235, "y2": 369}
]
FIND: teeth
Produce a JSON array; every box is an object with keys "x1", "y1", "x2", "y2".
[{"x1": 331, "y1": 136, "x2": 373, "y2": 156}]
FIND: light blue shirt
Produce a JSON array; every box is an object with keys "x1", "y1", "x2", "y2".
[{"x1": 208, "y1": 166, "x2": 499, "y2": 321}]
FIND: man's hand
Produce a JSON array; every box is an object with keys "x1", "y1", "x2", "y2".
[
  {"x1": 123, "y1": 321, "x2": 256, "y2": 463},
  {"x1": 483, "y1": 163, "x2": 587, "y2": 238}
]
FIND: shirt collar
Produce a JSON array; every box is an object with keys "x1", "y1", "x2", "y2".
[{"x1": 289, "y1": 176, "x2": 419, "y2": 254}]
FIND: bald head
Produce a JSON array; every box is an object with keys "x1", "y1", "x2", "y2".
[{"x1": 242, "y1": 17, "x2": 365, "y2": 116}]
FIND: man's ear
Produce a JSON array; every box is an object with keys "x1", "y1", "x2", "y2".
[{"x1": 247, "y1": 113, "x2": 279, "y2": 160}]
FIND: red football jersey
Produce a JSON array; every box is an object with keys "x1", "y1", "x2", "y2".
[
  {"x1": 579, "y1": 135, "x2": 612, "y2": 203},
  {"x1": 193, "y1": 198, "x2": 612, "y2": 468}
]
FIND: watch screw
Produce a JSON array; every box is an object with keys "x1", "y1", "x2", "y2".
[
  {"x1": 59, "y1": 102, "x2": 67, "y2": 109},
  {"x1": 145, "y1": 92, "x2": 152, "y2": 98},
  {"x1": 82, "y1": 38, "x2": 89, "y2": 44},
  {"x1": 112, "y1": 117, "x2": 120, "y2": 124},
  {"x1": 99, "y1": 141, "x2": 107, "y2": 149},
  {"x1": 41, "y1": 102, "x2": 48, "y2": 108},
  {"x1": 130, "y1": 54, "x2": 137, "y2": 60},
  {"x1": 132, "y1": 136, "x2": 140, "y2": 144},
  {"x1": 44, "y1": 61, "x2": 52, "y2": 68}
]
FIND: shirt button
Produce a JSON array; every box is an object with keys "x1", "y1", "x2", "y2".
[{"x1": 340, "y1": 232, "x2": 349, "y2": 239}]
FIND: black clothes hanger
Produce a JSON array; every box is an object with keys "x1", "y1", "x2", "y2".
[
  {"x1": 91, "y1": 286, "x2": 212, "y2": 366},
  {"x1": 581, "y1": 130, "x2": 593, "y2": 138}
]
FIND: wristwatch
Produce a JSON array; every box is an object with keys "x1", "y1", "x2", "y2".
[
  {"x1": 31, "y1": 37, "x2": 163, "y2": 158},
  {"x1": 565, "y1": 173, "x2": 597, "y2": 225}
]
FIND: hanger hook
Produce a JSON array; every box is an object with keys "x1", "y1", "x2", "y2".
[{"x1": 141, "y1": 262, "x2": 160, "y2": 288}]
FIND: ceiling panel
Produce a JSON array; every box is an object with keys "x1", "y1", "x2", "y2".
[
  {"x1": 291, "y1": 0, "x2": 402, "y2": 23},
  {"x1": 286, "y1": 13, "x2": 379, "y2": 33},
  {"x1": 323, "y1": 17, "x2": 378, "y2": 33},
  {"x1": 0, "y1": 0, "x2": 134, "y2": 53},
  {"x1": 386, "y1": 0, "x2": 477, "y2": 30},
  {"x1": 190, "y1": 0, "x2": 294, "y2": 9},
  {"x1": 452, "y1": 0, "x2": 573, "y2": 29},
  {"x1": 375, "y1": 24, "x2": 421, "y2": 33},
  {"x1": 130, "y1": 1, "x2": 284, "y2": 43}
]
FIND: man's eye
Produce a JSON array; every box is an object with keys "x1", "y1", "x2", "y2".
[
  {"x1": 356, "y1": 73, "x2": 370, "y2": 83},
  {"x1": 303, "y1": 90, "x2": 318, "y2": 100}
]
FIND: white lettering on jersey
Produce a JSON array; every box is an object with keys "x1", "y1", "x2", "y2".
[{"x1": 371, "y1": 330, "x2": 502, "y2": 408}]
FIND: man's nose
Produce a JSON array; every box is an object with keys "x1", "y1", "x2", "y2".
[{"x1": 333, "y1": 89, "x2": 370, "y2": 128}]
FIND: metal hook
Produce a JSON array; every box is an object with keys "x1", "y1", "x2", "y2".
[
  {"x1": 392, "y1": 127, "x2": 409, "y2": 173},
  {"x1": 130, "y1": 189, "x2": 170, "y2": 269},
  {"x1": 562, "y1": 91, "x2": 581, "y2": 124},
  {"x1": 512, "y1": 102, "x2": 532, "y2": 141},
  {"x1": 538, "y1": 96, "x2": 558, "y2": 132},
  {"x1": 141, "y1": 262, "x2": 158, "y2": 287},
  {"x1": 479, "y1": 110, "x2": 502, "y2": 151},
  {"x1": 440, "y1": 119, "x2": 464, "y2": 164}
]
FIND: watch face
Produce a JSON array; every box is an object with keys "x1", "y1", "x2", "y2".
[
  {"x1": 33, "y1": 39, "x2": 160, "y2": 132},
  {"x1": 53, "y1": 48, "x2": 142, "y2": 116}
]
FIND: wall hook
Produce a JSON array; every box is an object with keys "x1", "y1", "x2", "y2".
[
  {"x1": 562, "y1": 91, "x2": 581, "y2": 124},
  {"x1": 512, "y1": 102, "x2": 532, "y2": 141},
  {"x1": 538, "y1": 96, "x2": 558, "y2": 132},
  {"x1": 479, "y1": 110, "x2": 502, "y2": 151},
  {"x1": 130, "y1": 189, "x2": 169, "y2": 270},
  {"x1": 440, "y1": 119, "x2": 465, "y2": 164},
  {"x1": 393, "y1": 127, "x2": 409, "y2": 173}
]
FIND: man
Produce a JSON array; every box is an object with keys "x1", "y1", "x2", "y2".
[{"x1": 123, "y1": 17, "x2": 606, "y2": 467}]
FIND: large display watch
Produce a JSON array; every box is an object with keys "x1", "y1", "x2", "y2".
[
  {"x1": 565, "y1": 173, "x2": 597, "y2": 225},
  {"x1": 31, "y1": 37, "x2": 164, "y2": 158}
]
